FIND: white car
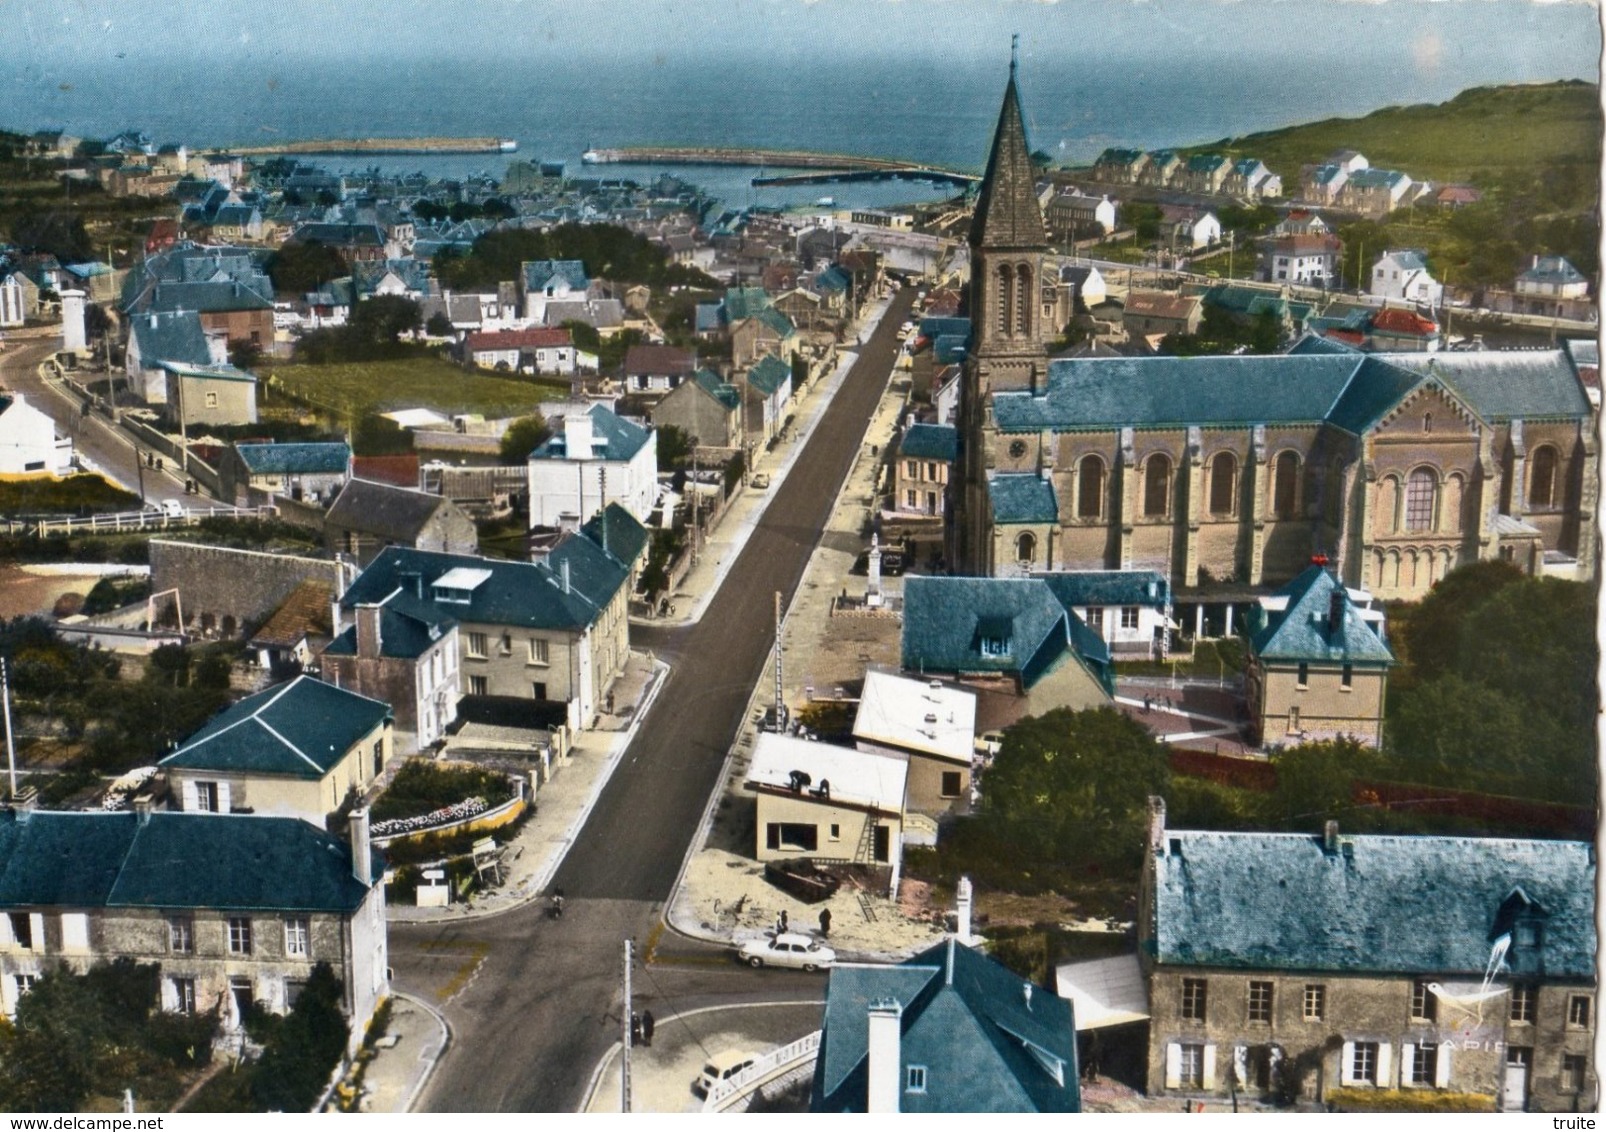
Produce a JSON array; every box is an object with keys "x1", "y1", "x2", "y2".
[
  {"x1": 145, "y1": 499, "x2": 186, "y2": 519},
  {"x1": 737, "y1": 932, "x2": 835, "y2": 971},
  {"x1": 694, "y1": 1049, "x2": 758, "y2": 1097}
]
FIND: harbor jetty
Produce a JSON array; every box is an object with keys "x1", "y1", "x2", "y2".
[
  {"x1": 581, "y1": 145, "x2": 976, "y2": 186},
  {"x1": 227, "y1": 137, "x2": 517, "y2": 157}
]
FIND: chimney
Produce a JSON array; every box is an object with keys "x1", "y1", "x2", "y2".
[
  {"x1": 356, "y1": 603, "x2": 383, "y2": 657},
  {"x1": 564, "y1": 413, "x2": 594, "y2": 460},
  {"x1": 955, "y1": 875, "x2": 974, "y2": 945},
  {"x1": 561, "y1": 560, "x2": 571, "y2": 594},
  {"x1": 133, "y1": 796, "x2": 152, "y2": 825},
  {"x1": 1147, "y1": 795, "x2": 1167, "y2": 855},
  {"x1": 350, "y1": 807, "x2": 373, "y2": 886},
  {"x1": 1328, "y1": 589, "x2": 1345, "y2": 638},
  {"x1": 866, "y1": 998, "x2": 903, "y2": 1114},
  {"x1": 1323, "y1": 819, "x2": 1340, "y2": 855}
]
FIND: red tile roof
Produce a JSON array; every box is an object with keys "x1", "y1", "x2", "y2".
[
  {"x1": 1370, "y1": 307, "x2": 1438, "y2": 336},
  {"x1": 465, "y1": 328, "x2": 572, "y2": 351},
  {"x1": 352, "y1": 454, "x2": 420, "y2": 488}
]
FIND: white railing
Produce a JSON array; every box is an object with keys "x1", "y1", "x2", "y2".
[
  {"x1": 32, "y1": 504, "x2": 277, "y2": 536},
  {"x1": 702, "y1": 1030, "x2": 822, "y2": 1112}
]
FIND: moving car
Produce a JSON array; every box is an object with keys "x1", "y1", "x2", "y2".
[
  {"x1": 737, "y1": 932, "x2": 836, "y2": 971},
  {"x1": 693, "y1": 1049, "x2": 758, "y2": 1097}
]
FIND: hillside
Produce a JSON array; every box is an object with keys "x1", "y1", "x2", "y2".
[{"x1": 1180, "y1": 81, "x2": 1600, "y2": 199}]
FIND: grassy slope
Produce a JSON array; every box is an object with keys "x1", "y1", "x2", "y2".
[
  {"x1": 1176, "y1": 81, "x2": 1601, "y2": 190},
  {"x1": 265, "y1": 355, "x2": 569, "y2": 418}
]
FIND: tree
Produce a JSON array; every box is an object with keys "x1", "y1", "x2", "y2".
[
  {"x1": 265, "y1": 241, "x2": 348, "y2": 295},
  {"x1": 1399, "y1": 559, "x2": 1523, "y2": 680},
  {"x1": 83, "y1": 303, "x2": 112, "y2": 343},
  {"x1": 981, "y1": 707, "x2": 1170, "y2": 865},
  {"x1": 250, "y1": 963, "x2": 348, "y2": 1112},
  {"x1": 1030, "y1": 149, "x2": 1054, "y2": 171},
  {"x1": 425, "y1": 311, "x2": 454, "y2": 338},
  {"x1": 9, "y1": 208, "x2": 91, "y2": 261},
  {"x1": 411, "y1": 199, "x2": 448, "y2": 223},
  {"x1": 1389, "y1": 673, "x2": 1530, "y2": 784},
  {"x1": 656, "y1": 424, "x2": 691, "y2": 470},
  {"x1": 348, "y1": 295, "x2": 421, "y2": 347},
  {"x1": 499, "y1": 413, "x2": 550, "y2": 464},
  {"x1": 1269, "y1": 739, "x2": 1379, "y2": 831},
  {"x1": 228, "y1": 337, "x2": 262, "y2": 371}
]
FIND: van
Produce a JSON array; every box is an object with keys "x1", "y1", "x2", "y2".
[{"x1": 693, "y1": 1049, "x2": 757, "y2": 1097}]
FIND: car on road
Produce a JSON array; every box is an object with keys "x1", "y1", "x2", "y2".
[
  {"x1": 737, "y1": 932, "x2": 836, "y2": 971},
  {"x1": 749, "y1": 473, "x2": 771, "y2": 490},
  {"x1": 693, "y1": 1049, "x2": 759, "y2": 1098},
  {"x1": 145, "y1": 500, "x2": 186, "y2": 519}
]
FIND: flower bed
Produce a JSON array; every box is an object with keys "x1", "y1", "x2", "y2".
[{"x1": 370, "y1": 759, "x2": 514, "y2": 825}]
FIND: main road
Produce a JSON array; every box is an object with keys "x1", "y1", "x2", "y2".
[{"x1": 392, "y1": 285, "x2": 919, "y2": 1111}]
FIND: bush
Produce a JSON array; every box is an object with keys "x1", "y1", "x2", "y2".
[
  {"x1": 372, "y1": 759, "x2": 514, "y2": 822},
  {"x1": 250, "y1": 963, "x2": 349, "y2": 1112},
  {"x1": 1324, "y1": 1088, "x2": 1494, "y2": 1113}
]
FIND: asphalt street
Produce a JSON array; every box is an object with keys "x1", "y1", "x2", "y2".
[{"x1": 394, "y1": 284, "x2": 919, "y2": 1112}]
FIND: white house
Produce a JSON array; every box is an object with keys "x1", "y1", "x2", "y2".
[
  {"x1": 463, "y1": 328, "x2": 576, "y2": 375},
  {"x1": 0, "y1": 271, "x2": 30, "y2": 328},
  {"x1": 1516, "y1": 255, "x2": 1590, "y2": 300},
  {"x1": 1371, "y1": 249, "x2": 1443, "y2": 307},
  {"x1": 1164, "y1": 209, "x2": 1221, "y2": 251},
  {"x1": 527, "y1": 405, "x2": 658, "y2": 531},
  {"x1": 0, "y1": 394, "x2": 73, "y2": 475},
  {"x1": 521, "y1": 259, "x2": 588, "y2": 324},
  {"x1": 1262, "y1": 234, "x2": 1342, "y2": 287}
]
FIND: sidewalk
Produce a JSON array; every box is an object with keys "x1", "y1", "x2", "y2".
[
  {"x1": 642, "y1": 293, "x2": 895, "y2": 629},
  {"x1": 343, "y1": 992, "x2": 450, "y2": 1113}
]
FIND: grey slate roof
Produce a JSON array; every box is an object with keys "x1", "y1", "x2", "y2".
[
  {"x1": 1519, "y1": 255, "x2": 1587, "y2": 287},
  {"x1": 522, "y1": 258, "x2": 589, "y2": 294},
  {"x1": 236, "y1": 441, "x2": 351, "y2": 476},
  {"x1": 1034, "y1": 570, "x2": 1168, "y2": 609},
  {"x1": 812, "y1": 938, "x2": 1079, "y2": 1113},
  {"x1": 326, "y1": 478, "x2": 447, "y2": 544},
  {"x1": 530, "y1": 404, "x2": 652, "y2": 462},
  {"x1": 0, "y1": 809, "x2": 380, "y2": 913},
  {"x1": 130, "y1": 310, "x2": 211, "y2": 368},
  {"x1": 323, "y1": 590, "x2": 455, "y2": 661},
  {"x1": 1248, "y1": 565, "x2": 1394, "y2": 666},
  {"x1": 1151, "y1": 828, "x2": 1595, "y2": 978},
  {"x1": 161, "y1": 675, "x2": 392, "y2": 779},
  {"x1": 1382, "y1": 350, "x2": 1591, "y2": 422},
  {"x1": 899, "y1": 423, "x2": 957, "y2": 463},
  {"x1": 989, "y1": 474, "x2": 1058, "y2": 523},
  {"x1": 969, "y1": 72, "x2": 1049, "y2": 249},
  {"x1": 580, "y1": 502, "x2": 650, "y2": 567}
]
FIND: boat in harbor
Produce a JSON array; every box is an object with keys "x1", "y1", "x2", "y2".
[
  {"x1": 499, "y1": 139, "x2": 518, "y2": 153},
  {"x1": 815, "y1": 196, "x2": 835, "y2": 206}
]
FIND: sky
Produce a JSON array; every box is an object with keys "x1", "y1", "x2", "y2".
[{"x1": 2, "y1": 0, "x2": 1601, "y2": 71}]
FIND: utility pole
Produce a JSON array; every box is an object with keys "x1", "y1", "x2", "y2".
[
  {"x1": 2, "y1": 658, "x2": 16, "y2": 798},
  {"x1": 773, "y1": 591, "x2": 784, "y2": 731},
  {"x1": 690, "y1": 449, "x2": 700, "y2": 563},
  {"x1": 620, "y1": 939, "x2": 634, "y2": 1113}
]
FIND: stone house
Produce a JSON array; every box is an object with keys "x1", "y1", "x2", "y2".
[
  {"x1": 1243, "y1": 565, "x2": 1393, "y2": 747},
  {"x1": 1137, "y1": 801, "x2": 1596, "y2": 1112},
  {"x1": 894, "y1": 423, "x2": 956, "y2": 517},
  {"x1": 160, "y1": 675, "x2": 394, "y2": 828},
  {"x1": 650, "y1": 369, "x2": 744, "y2": 451},
  {"x1": 463, "y1": 327, "x2": 576, "y2": 375},
  {"x1": 323, "y1": 478, "x2": 479, "y2": 567},
  {"x1": 1123, "y1": 291, "x2": 1202, "y2": 341},
  {"x1": 0, "y1": 806, "x2": 387, "y2": 1057},
  {"x1": 1046, "y1": 192, "x2": 1117, "y2": 244},
  {"x1": 744, "y1": 733, "x2": 905, "y2": 866},
  {"x1": 320, "y1": 588, "x2": 460, "y2": 750},
  {"x1": 740, "y1": 354, "x2": 794, "y2": 445},
  {"x1": 1093, "y1": 147, "x2": 1150, "y2": 185},
  {"x1": 221, "y1": 441, "x2": 351, "y2": 506},
  {"x1": 1178, "y1": 153, "x2": 1231, "y2": 195},
  {"x1": 732, "y1": 305, "x2": 799, "y2": 370},
  {"x1": 246, "y1": 579, "x2": 335, "y2": 673},
  {"x1": 1140, "y1": 150, "x2": 1183, "y2": 188}
]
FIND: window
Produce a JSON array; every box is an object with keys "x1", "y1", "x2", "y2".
[
  {"x1": 286, "y1": 979, "x2": 308, "y2": 1009},
  {"x1": 1296, "y1": 662, "x2": 1309, "y2": 687},
  {"x1": 1341, "y1": 664, "x2": 1353, "y2": 690},
  {"x1": 168, "y1": 916, "x2": 194, "y2": 954},
  {"x1": 906, "y1": 1065, "x2": 927, "y2": 1094},
  {"x1": 8, "y1": 912, "x2": 32, "y2": 949},
  {"x1": 906, "y1": 461, "x2": 917, "y2": 478},
  {"x1": 1562, "y1": 1054, "x2": 1589, "y2": 1092},
  {"x1": 1509, "y1": 985, "x2": 1535, "y2": 1023},
  {"x1": 1084, "y1": 607, "x2": 1104, "y2": 633},
  {"x1": 1529, "y1": 445, "x2": 1558, "y2": 509},
  {"x1": 1181, "y1": 978, "x2": 1207, "y2": 1022},
  {"x1": 205, "y1": 391, "x2": 219, "y2": 409},
  {"x1": 1422, "y1": 412, "x2": 1433, "y2": 434},
  {"x1": 1208, "y1": 452, "x2": 1236, "y2": 515},
  {"x1": 1405, "y1": 468, "x2": 1436, "y2": 532},
  {"x1": 1077, "y1": 455, "x2": 1104, "y2": 518},
  {"x1": 1247, "y1": 981, "x2": 1273, "y2": 1023},
  {"x1": 1303, "y1": 984, "x2": 1326, "y2": 1021},
  {"x1": 284, "y1": 918, "x2": 309, "y2": 958},
  {"x1": 1015, "y1": 264, "x2": 1032, "y2": 336},
  {"x1": 1143, "y1": 455, "x2": 1171, "y2": 518},
  {"x1": 227, "y1": 917, "x2": 253, "y2": 955},
  {"x1": 1350, "y1": 1041, "x2": 1379, "y2": 1085},
  {"x1": 14, "y1": 973, "x2": 37, "y2": 998},
  {"x1": 1568, "y1": 995, "x2": 1591, "y2": 1029},
  {"x1": 172, "y1": 977, "x2": 196, "y2": 1015},
  {"x1": 1120, "y1": 606, "x2": 1140, "y2": 631},
  {"x1": 905, "y1": 490, "x2": 918, "y2": 508},
  {"x1": 373, "y1": 740, "x2": 384, "y2": 777},
  {"x1": 979, "y1": 635, "x2": 1008, "y2": 658},
  {"x1": 1273, "y1": 452, "x2": 1299, "y2": 519},
  {"x1": 1179, "y1": 1043, "x2": 1205, "y2": 1088},
  {"x1": 765, "y1": 823, "x2": 818, "y2": 852},
  {"x1": 940, "y1": 771, "x2": 962, "y2": 798},
  {"x1": 926, "y1": 462, "x2": 938, "y2": 481},
  {"x1": 1015, "y1": 532, "x2": 1037, "y2": 563},
  {"x1": 468, "y1": 675, "x2": 488, "y2": 696},
  {"x1": 828, "y1": 824, "x2": 840, "y2": 842},
  {"x1": 195, "y1": 780, "x2": 219, "y2": 812},
  {"x1": 995, "y1": 264, "x2": 1012, "y2": 335},
  {"x1": 1411, "y1": 980, "x2": 1437, "y2": 1022},
  {"x1": 531, "y1": 681, "x2": 548, "y2": 701},
  {"x1": 528, "y1": 638, "x2": 549, "y2": 665},
  {"x1": 466, "y1": 632, "x2": 488, "y2": 659},
  {"x1": 1410, "y1": 1042, "x2": 1437, "y2": 1085}
]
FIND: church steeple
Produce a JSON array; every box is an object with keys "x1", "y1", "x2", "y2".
[{"x1": 969, "y1": 38, "x2": 1047, "y2": 250}]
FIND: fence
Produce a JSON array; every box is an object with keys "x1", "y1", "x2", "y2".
[
  {"x1": 702, "y1": 1030, "x2": 822, "y2": 1112},
  {"x1": 31, "y1": 503, "x2": 277, "y2": 537}
]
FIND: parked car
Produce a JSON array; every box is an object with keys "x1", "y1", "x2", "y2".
[
  {"x1": 693, "y1": 1049, "x2": 758, "y2": 1097},
  {"x1": 750, "y1": 473, "x2": 771, "y2": 490},
  {"x1": 144, "y1": 500, "x2": 185, "y2": 519},
  {"x1": 737, "y1": 932, "x2": 836, "y2": 972}
]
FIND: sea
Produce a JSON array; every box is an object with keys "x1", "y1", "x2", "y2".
[{"x1": 4, "y1": 46, "x2": 1599, "y2": 214}]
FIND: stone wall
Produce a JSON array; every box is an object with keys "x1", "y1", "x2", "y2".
[{"x1": 148, "y1": 539, "x2": 351, "y2": 638}]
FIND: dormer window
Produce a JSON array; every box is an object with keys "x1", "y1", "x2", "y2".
[{"x1": 979, "y1": 635, "x2": 1009, "y2": 658}]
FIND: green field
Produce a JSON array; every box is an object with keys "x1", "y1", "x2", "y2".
[{"x1": 263, "y1": 356, "x2": 569, "y2": 419}]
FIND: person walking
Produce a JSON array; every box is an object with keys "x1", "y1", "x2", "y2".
[
  {"x1": 818, "y1": 907, "x2": 832, "y2": 939},
  {"x1": 640, "y1": 1010, "x2": 655, "y2": 1048}
]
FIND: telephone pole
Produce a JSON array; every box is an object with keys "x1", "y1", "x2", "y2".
[
  {"x1": 621, "y1": 939, "x2": 633, "y2": 1113},
  {"x1": 773, "y1": 591, "x2": 784, "y2": 731}
]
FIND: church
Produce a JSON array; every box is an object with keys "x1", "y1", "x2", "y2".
[{"x1": 952, "y1": 63, "x2": 1597, "y2": 601}]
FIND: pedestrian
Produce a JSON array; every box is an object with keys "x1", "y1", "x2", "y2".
[
  {"x1": 1143, "y1": 695, "x2": 1153, "y2": 714},
  {"x1": 778, "y1": 909, "x2": 789, "y2": 935},
  {"x1": 818, "y1": 907, "x2": 831, "y2": 939},
  {"x1": 630, "y1": 1012, "x2": 642, "y2": 1045},
  {"x1": 641, "y1": 1010, "x2": 655, "y2": 1048}
]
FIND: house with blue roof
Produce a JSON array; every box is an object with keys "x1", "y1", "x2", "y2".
[
  {"x1": 740, "y1": 353, "x2": 794, "y2": 444},
  {"x1": 650, "y1": 368, "x2": 744, "y2": 451},
  {"x1": 352, "y1": 257, "x2": 431, "y2": 300},
  {"x1": 1034, "y1": 570, "x2": 1171, "y2": 658},
  {"x1": 1243, "y1": 565, "x2": 1393, "y2": 747},
  {"x1": 1137, "y1": 798, "x2": 1596, "y2": 1110},
  {"x1": 520, "y1": 259, "x2": 589, "y2": 323},
  {"x1": 222, "y1": 441, "x2": 351, "y2": 506},
  {"x1": 527, "y1": 404, "x2": 658, "y2": 530},
  {"x1": 812, "y1": 937, "x2": 1079, "y2": 1112},
  {"x1": 321, "y1": 584, "x2": 461, "y2": 750},
  {"x1": 732, "y1": 302, "x2": 798, "y2": 370},
  {"x1": 0, "y1": 805, "x2": 387, "y2": 1052},
  {"x1": 1178, "y1": 153, "x2": 1231, "y2": 195},
  {"x1": 1340, "y1": 167, "x2": 1416, "y2": 218},
  {"x1": 125, "y1": 308, "x2": 217, "y2": 403},
  {"x1": 337, "y1": 506, "x2": 645, "y2": 730},
  {"x1": 1094, "y1": 147, "x2": 1150, "y2": 185},
  {"x1": 161, "y1": 675, "x2": 394, "y2": 828},
  {"x1": 901, "y1": 575, "x2": 1111, "y2": 735},
  {"x1": 894, "y1": 423, "x2": 957, "y2": 517}
]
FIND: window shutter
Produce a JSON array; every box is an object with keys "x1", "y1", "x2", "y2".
[
  {"x1": 160, "y1": 978, "x2": 178, "y2": 1012},
  {"x1": 60, "y1": 913, "x2": 88, "y2": 952},
  {"x1": 0, "y1": 914, "x2": 11, "y2": 947},
  {"x1": 1165, "y1": 1042, "x2": 1182, "y2": 1089},
  {"x1": 181, "y1": 778, "x2": 198, "y2": 811},
  {"x1": 1201, "y1": 1044, "x2": 1217, "y2": 1091},
  {"x1": 1434, "y1": 1044, "x2": 1452, "y2": 1088},
  {"x1": 257, "y1": 976, "x2": 280, "y2": 1014},
  {"x1": 1232, "y1": 1044, "x2": 1248, "y2": 1089},
  {"x1": 28, "y1": 914, "x2": 43, "y2": 953},
  {"x1": 1400, "y1": 1043, "x2": 1414, "y2": 1086},
  {"x1": 217, "y1": 780, "x2": 232, "y2": 813},
  {"x1": 1340, "y1": 1041, "x2": 1356, "y2": 1086},
  {"x1": 1375, "y1": 1042, "x2": 1392, "y2": 1087},
  {"x1": 1268, "y1": 1044, "x2": 1283, "y2": 1088}
]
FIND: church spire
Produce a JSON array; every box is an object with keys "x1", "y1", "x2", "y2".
[{"x1": 969, "y1": 43, "x2": 1047, "y2": 249}]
